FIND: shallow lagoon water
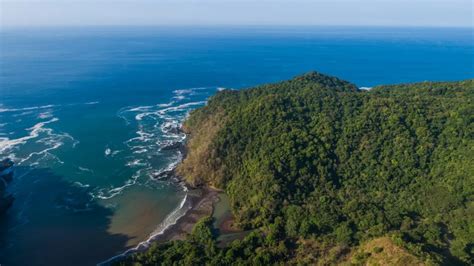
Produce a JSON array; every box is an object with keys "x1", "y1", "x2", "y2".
[{"x1": 0, "y1": 26, "x2": 472, "y2": 265}]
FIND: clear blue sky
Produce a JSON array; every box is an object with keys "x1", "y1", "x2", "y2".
[{"x1": 1, "y1": 0, "x2": 472, "y2": 27}]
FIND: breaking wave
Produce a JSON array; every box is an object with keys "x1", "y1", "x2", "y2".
[
  {"x1": 95, "y1": 86, "x2": 215, "y2": 201},
  {"x1": 0, "y1": 104, "x2": 57, "y2": 113},
  {"x1": 0, "y1": 101, "x2": 103, "y2": 166},
  {"x1": 98, "y1": 86, "x2": 218, "y2": 264},
  {"x1": 1, "y1": 88, "x2": 219, "y2": 264},
  {"x1": 0, "y1": 116, "x2": 79, "y2": 166}
]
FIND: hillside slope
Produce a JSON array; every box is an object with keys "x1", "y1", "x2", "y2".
[{"x1": 129, "y1": 72, "x2": 474, "y2": 265}]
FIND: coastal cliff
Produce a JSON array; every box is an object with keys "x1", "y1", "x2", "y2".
[{"x1": 123, "y1": 72, "x2": 474, "y2": 265}]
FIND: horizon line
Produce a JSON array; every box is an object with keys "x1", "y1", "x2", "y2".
[{"x1": 1, "y1": 24, "x2": 473, "y2": 30}]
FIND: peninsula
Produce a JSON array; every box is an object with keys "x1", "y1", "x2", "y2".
[{"x1": 119, "y1": 72, "x2": 473, "y2": 265}]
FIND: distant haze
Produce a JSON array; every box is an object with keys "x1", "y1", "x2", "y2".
[{"x1": 1, "y1": 0, "x2": 473, "y2": 28}]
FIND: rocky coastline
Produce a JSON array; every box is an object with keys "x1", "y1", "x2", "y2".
[
  {"x1": 151, "y1": 139, "x2": 223, "y2": 243},
  {"x1": 106, "y1": 126, "x2": 226, "y2": 265}
]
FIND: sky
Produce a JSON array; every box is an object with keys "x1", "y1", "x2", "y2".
[{"x1": 1, "y1": 0, "x2": 473, "y2": 28}]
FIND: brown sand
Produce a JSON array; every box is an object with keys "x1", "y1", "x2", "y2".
[
  {"x1": 155, "y1": 186, "x2": 250, "y2": 249},
  {"x1": 154, "y1": 186, "x2": 221, "y2": 243}
]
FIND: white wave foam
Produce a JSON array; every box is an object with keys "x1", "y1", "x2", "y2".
[
  {"x1": 18, "y1": 141, "x2": 64, "y2": 165},
  {"x1": 98, "y1": 87, "x2": 215, "y2": 264},
  {"x1": 128, "y1": 105, "x2": 153, "y2": 112},
  {"x1": 359, "y1": 86, "x2": 372, "y2": 90},
  {"x1": 135, "y1": 112, "x2": 152, "y2": 121},
  {"x1": 74, "y1": 181, "x2": 91, "y2": 188},
  {"x1": 0, "y1": 117, "x2": 59, "y2": 154},
  {"x1": 91, "y1": 171, "x2": 141, "y2": 200},
  {"x1": 0, "y1": 104, "x2": 56, "y2": 113},
  {"x1": 38, "y1": 111, "x2": 53, "y2": 119},
  {"x1": 157, "y1": 101, "x2": 206, "y2": 115},
  {"x1": 133, "y1": 148, "x2": 148, "y2": 154},
  {"x1": 173, "y1": 87, "x2": 208, "y2": 95},
  {"x1": 173, "y1": 95, "x2": 186, "y2": 100},
  {"x1": 160, "y1": 120, "x2": 180, "y2": 133},
  {"x1": 157, "y1": 102, "x2": 175, "y2": 108},
  {"x1": 104, "y1": 146, "x2": 121, "y2": 157},
  {"x1": 13, "y1": 110, "x2": 34, "y2": 117},
  {"x1": 126, "y1": 159, "x2": 147, "y2": 167},
  {"x1": 0, "y1": 116, "x2": 80, "y2": 167},
  {"x1": 173, "y1": 89, "x2": 194, "y2": 95},
  {"x1": 85, "y1": 101, "x2": 100, "y2": 105},
  {"x1": 65, "y1": 133, "x2": 80, "y2": 148},
  {"x1": 78, "y1": 166, "x2": 94, "y2": 173}
]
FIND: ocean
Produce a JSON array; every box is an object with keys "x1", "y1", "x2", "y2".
[{"x1": 0, "y1": 26, "x2": 472, "y2": 265}]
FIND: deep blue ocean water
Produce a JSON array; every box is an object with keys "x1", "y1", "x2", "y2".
[{"x1": 0, "y1": 26, "x2": 473, "y2": 265}]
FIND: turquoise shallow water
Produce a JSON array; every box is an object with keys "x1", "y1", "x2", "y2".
[{"x1": 0, "y1": 26, "x2": 472, "y2": 265}]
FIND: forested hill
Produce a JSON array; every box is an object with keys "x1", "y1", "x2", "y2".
[{"x1": 134, "y1": 72, "x2": 473, "y2": 265}]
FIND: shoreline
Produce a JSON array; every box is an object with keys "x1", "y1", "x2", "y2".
[
  {"x1": 153, "y1": 185, "x2": 221, "y2": 243},
  {"x1": 149, "y1": 141, "x2": 222, "y2": 243},
  {"x1": 100, "y1": 184, "x2": 221, "y2": 265},
  {"x1": 101, "y1": 136, "x2": 222, "y2": 265}
]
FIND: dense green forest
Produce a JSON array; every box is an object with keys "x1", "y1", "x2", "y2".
[{"x1": 122, "y1": 72, "x2": 473, "y2": 265}]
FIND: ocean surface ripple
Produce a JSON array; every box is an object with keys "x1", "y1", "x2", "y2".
[{"x1": 0, "y1": 86, "x2": 220, "y2": 264}]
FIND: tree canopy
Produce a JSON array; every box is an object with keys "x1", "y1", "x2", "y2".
[{"x1": 123, "y1": 72, "x2": 474, "y2": 265}]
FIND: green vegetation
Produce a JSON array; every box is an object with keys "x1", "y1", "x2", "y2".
[
  {"x1": 123, "y1": 72, "x2": 473, "y2": 265},
  {"x1": 122, "y1": 217, "x2": 219, "y2": 265}
]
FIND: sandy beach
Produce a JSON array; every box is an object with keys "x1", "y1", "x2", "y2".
[{"x1": 154, "y1": 186, "x2": 221, "y2": 243}]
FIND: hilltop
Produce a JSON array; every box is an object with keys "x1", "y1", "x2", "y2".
[{"x1": 122, "y1": 72, "x2": 473, "y2": 265}]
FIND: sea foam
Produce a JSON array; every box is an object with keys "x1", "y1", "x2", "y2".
[{"x1": 97, "y1": 86, "x2": 218, "y2": 264}]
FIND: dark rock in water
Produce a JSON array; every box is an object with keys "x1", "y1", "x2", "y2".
[
  {"x1": 154, "y1": 169, "x2": 175, "y2": 180},
  {"x1": 0, "y1": 158, "x2": 14, "y2": 215},
  {"x1": 169, "y1": 127, "x2": 182, "y2": 135},
  {"x1": 0, "y1": 158, "x2": 14, "y2": 177},
  {"x1": 161, "y1": 141, "x2": 183, "y2": 151},
  {"x1": 162, "y1": 123, "x2": 182, "y2": 135},
  {"x1": 0, "y1": 157, "x2": 14, "y2": 185}
]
